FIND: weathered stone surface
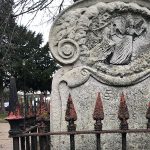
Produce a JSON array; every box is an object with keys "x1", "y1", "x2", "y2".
[{"x1": 49, "y1": 0, "x2": 150, "y2": 149}]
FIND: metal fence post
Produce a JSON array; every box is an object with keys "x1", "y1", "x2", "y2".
[
  {"x1": 13, "y1": 137, "x2": 20, "y2": 150},
  {"x1": 26, "y1": 136, "x2": 31, "y2": 150},
  {"x1": 31, "y1": 128, "x2": 38, "y2": 150},
  {"x1": 118, "y1": 93, "x2": 129, "y2": 150},
  {"x1": 65, "y1": 94, "x2": 77, "y2": 150},
  {"x1": 93, "y1": 93, "x2": 104, "y2": 150},
  {"x1": 146, "y1": 102, "x2": 150, "y2": 129},
  {"x1": 21, "y1": 137, "x2": 25, "y2": 150},
  {"x1": 37, "y1": 95, "x2": 50, "y2": 150},
  {"x1": 38, "y1": 121, "x2": 50, "y2": 150}
]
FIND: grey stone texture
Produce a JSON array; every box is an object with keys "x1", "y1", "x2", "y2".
[{"x1": 49, "y1": 0, "x2": 150, "y2": 149}]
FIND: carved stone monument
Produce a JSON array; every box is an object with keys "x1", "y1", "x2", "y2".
[{"x1": 49, "y1": 0, "x2": 150, "y2": 149}]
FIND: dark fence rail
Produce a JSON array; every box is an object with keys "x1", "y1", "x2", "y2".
[{"x1": 6, "y1": 92, "x2": 150, "y2": 150}]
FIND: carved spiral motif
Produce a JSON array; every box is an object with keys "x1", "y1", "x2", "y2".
[
  {"x1": 57, "y1": 39, "x2": 80, "y2": 64},
  {"x1": 81, "y1": 68, "x2": 89, "y2": 76}
]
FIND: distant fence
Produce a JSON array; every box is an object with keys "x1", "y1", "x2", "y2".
[{"x1": 6, "y1": 93, "x2": 150, "y2": 150}]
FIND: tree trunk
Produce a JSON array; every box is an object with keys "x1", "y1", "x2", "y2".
[
  {"x1": 0, "y1": 77, "x2": 5, "y2": 113},
  {"x1": 0, "y1": 91, "x2": 5, "y2": 113}
]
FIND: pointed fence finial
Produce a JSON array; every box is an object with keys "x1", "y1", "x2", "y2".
[
  {"x1": 118, "y1": 92, "x2": 129, "y2": 130},
  {"x1": 65, "y1": 94, "x2": 77, "y2": 122},
  {"x1": 146, "y1": 102, "x2": 150, "y2": 129},
  {"x1": 36, "y1": 95, "x2": 49, "y2": 121},
  {"x1": 93, "y1": 92, "x2": 104, "y2": 131},
  {"x1": 27, "y1": 98, "x2": 34, "y2": 118},
  {"x1": 65, "y1": 94, "x2": 77, "y2": 132},
  {"x1": 14, "y1": 104, "x2": 23, "y2": 119}
]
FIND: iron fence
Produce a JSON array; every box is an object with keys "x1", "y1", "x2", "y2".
[{"x1": 6, "y1": 93, "x2": 150, "y2": 150}]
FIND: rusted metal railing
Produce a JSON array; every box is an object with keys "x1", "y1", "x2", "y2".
[
  {"x1": 65, "y1": 94, "x2": 77, "y2": 150},
  {"x1": 6, "y1": 92, "x2": 150, "y2": 150},
  {"x1": 93, "y1": 92, "x2": 104, "y2": 150},
  {"x1": 6, "y1": 93, "x2": 50, "y2": 150},
  {"x1": 118, "y1": 93, "x2": 129, "y2": 150}
]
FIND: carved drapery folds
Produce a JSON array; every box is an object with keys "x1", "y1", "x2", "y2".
[{"x1": 49, "y1": 2, "x2": 150, "y2": 86}]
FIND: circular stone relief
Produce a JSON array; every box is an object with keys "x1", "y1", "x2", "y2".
[
  {"x1": 49, "y1": 1, "x2": 150, "y2": 85},
  {"x1": 56, "y1": 39, "x2": 80, "y2": 64}
]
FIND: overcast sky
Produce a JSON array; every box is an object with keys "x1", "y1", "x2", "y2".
[{"x1": 15, "y1": 0, "x2": 73, "y2": 45}]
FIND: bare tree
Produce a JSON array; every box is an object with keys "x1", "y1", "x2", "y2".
[
  {"x1": 13, "y1": 0, "x2": 75, "y2": 22},
  {"x1": 13, "y1": 0, "x2": 79, "y2": 16}
]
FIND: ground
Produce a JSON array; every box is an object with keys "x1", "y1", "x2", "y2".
[{"x1": 0, "y1": 123, "x2": 13, "y2": 150}]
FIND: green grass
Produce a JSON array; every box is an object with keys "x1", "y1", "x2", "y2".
[
  {"x1": 0, "y1": 113, "x2": 7, "y2": 123},
  {"x1": 0, "y1": 113, "x2": 7, "y2": 118}
]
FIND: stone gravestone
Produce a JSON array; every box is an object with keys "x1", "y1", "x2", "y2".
[{"x1": 49, "y1": 0, "x2": 150, "y2": 149}]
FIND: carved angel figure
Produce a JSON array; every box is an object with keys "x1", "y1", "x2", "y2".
[
  {"x1": 110, "y1": 15, "x2": 147, "y2": 65},
  {"x1": 88, "y1": 13, "x2": 147, "y2": 66}
]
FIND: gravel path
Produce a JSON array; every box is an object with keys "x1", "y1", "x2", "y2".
[{"x1": 0, "y1": 123, "x2": 13, "y2": 150}]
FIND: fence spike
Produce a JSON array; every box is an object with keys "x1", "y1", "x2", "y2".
[
  {"x1": 93, "y1": 92, "x2": 104, "y2": 132},
  {"x1": 93, "y1": 92, "x2": 104, "y2": 150},
  {"x1": 6, "y1": 103, "x2": 23, "y2": 120},
  {"x1": 93, "y1": 92, "x2": 104, "y2": 121},
  {"x1": 20, "y1": 98, "x2": 24, "y2": 116},
  {"x1": 146, "y1": 102, "x2": 150, "y2": 129},
  {"x1": 65, "y1": 94, "x2": 76, "y2": 150},
  {"x1": 36, "y1": 95, "x2": 49, "y2": 121},
  {"x1": 118, "y1": 93, "x2": 129, "y2": 130},
  {"x1": 27, "y1": 98, "x2": 34, "y2": 118},
  {"x1": 6, "y1": 112, "x2": 17, "y2": 120},
  {"x1": 15, "y1": 104, "x2": 24, "y2": 119},
  {"x1": 65, "y1": 94, "x2": 77, "y2": 122}
]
